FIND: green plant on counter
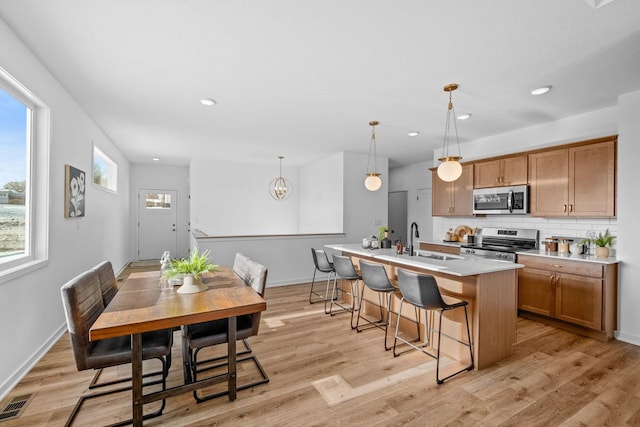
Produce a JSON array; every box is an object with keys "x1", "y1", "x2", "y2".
[
  {"x1": 378, "y1": 226, "x2": 389, "y2": 241},
  {"x1": 581, "y1": 228, "x2": 616, "y2": 248},
  {"x1": 163, "y1": 247, "x2": 218, "y2": 280}
]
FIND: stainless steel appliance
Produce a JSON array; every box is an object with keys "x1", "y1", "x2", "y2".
[
  {"x1": 472, "y1": 185, "x2": 529, "y2": 215},
  {"x1": 460, "y1": 227, "x2": 538, "y2": 262}
]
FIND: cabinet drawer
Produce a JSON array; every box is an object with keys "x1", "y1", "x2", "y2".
[{"x1": 517, "y1": 254, "x2": 604, "y2": 278}]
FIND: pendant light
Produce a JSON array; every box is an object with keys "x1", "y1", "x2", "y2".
[
  {"x1": 269, "y1": 156, "x2": 292, "y2": 200},
  {"x1": 437, "y1": 83, "x2": 463, "y2": 182},
  {"x1": 365, "y1": 120, "x2": 382, "y2": 191}
]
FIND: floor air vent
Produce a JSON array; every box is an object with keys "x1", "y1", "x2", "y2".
[{"x1": 0, "y1": 394, "x2": 32, "y2": 422}]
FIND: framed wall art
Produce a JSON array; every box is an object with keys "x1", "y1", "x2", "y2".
[{"x1": 65, "y1": 164, "x2": 86, "y2": 218}]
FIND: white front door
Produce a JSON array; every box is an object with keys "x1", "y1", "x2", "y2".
[{"x1": 137, "y1": 189, "x2": 178, "y2": 260}]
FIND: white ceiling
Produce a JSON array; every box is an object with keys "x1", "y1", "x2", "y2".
[{"x1": 1, "y1": 0, "x2": 639, "y2": 168}]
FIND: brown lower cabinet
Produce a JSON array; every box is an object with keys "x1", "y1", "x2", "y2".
[{"x1": 517, "y1": 254, "x2": 617, "y2": 341}]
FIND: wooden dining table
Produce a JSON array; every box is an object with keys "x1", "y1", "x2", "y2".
[{"x1": 89, "y1": 267, "x2": 266, "y2": 427}]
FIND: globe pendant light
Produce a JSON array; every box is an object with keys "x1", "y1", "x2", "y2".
[
  {"x1": 269, "y1": 156, "x2": 292, "y2": 200},
  {"x1": 365, "y1": 120, "x2": 382, "y2": 191},
  {"x1": 437, "y1": 84, "x2": 463, "y2": 182}
]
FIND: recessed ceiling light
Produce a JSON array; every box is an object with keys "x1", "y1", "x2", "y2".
[
  {"x1": 200, "y1": 98, "x2": 217, "y2": 106},
  {"x1": 530, "y1": 86, "x2": 552, "y2": 96},
  {"x1": 408, "y1": 131, "x2": 420, "y2": 137},
  {"x1": 152, "y1": 157, "x2": 160, "y2": 161},
  {"x1": 457, "y1": 113, "x2": 472, "y2": 120}
]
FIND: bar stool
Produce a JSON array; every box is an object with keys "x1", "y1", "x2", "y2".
[
  {"x1": 329, "y1": 255, "x2": 361, "y2": 328},
  {"x1": 356, "y1": 260, "x2": 401, "y2": 350},
  {"x1": 309, "y1": 248, "x2": 336, "y2": 312},
  {"x1": 394, "y1": 268, "x2": 474, "y2": 384}
]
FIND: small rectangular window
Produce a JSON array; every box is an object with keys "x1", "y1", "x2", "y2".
[
  {"x1": 145, "y1": 193, "x2": 172, "y2": 209},
  {"x1": 92, "y1": 145, "x2": 118, "y2": 192}
]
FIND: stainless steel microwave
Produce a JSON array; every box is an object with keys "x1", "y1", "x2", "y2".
[{"x1": 472, "y1": 185, "x2": 529, "y2": 215}]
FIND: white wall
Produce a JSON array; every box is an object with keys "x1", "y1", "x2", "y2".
[
  {"x1": 196, "y1": 151, "x2": 388, "y2": 286},
  {"x1": 0, "y1": 18, "x2": 131, "y2": 399},
  {"x1": 130, "y1": 164, "x2": 191, "y2": 259},
  {"x1": 298, "y1": 153, "x2": 343, "y2": 233},
  {"x1": 616, "y1": 90, "x2": 640, "y2": 345},
  {"x1": 190, "y1": 158, "x2": 300, "y2": 235}
]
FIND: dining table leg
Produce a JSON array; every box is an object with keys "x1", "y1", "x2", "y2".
[
  {"x1": 131, "y1": 332, "x2": 143, "y2": 427},
  {"x1": 228, "y1": 316, "x2": 237, "y2": 401}
]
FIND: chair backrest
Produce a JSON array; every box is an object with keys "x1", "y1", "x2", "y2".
[
  {"x1": 60, "y1": 269, "x2": 105, "y2": 371},
  {"x1": 332, "y1": 255, "x2": 360, "y2": 280},
  {"x1": 397, "y1": 268, "x2": 447, "y2": 310},
  {"x1": 311, "y1": 248, "x2": 333, "y2": 273},
  {"x1": 359, "y1": 260, "x2": 394, "y2": 292},
  {"x1": 92, "y1": 261, "x2": 118, "y2": 306},
  {"x1": 233, "y1": 252, "x2": 252, "y2": 280},
  {"x1": 244, "y1": 258, "x2": 268, "y2": 297}
]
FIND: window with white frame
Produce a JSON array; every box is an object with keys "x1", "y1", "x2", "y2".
[
  {"x1": 92, "y1": 145, "x2": 118, "y2": 192},
  {"x1": 0, "y1": 67, "x2": 49, "y2": 281}
]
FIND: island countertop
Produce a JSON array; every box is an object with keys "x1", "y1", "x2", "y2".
[{"x1": 325, "y1": 243, "x2": 523, "y2": 277}]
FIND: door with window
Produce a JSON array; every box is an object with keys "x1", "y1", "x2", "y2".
[{"x1": 138, "y1": 189, "x2": 177, "y2": 260}]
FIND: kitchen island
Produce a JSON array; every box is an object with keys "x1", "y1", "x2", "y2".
[{"x1": 326, "y1": 244, "x2": 524, "y2": 369}]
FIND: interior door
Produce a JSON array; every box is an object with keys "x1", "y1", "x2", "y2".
[
  {"x1": 138, "y1": 189, "x2": 178, "y2": 260},
  {"x1": 388, "y1": 191, "x2": 407, "y2": 244}
]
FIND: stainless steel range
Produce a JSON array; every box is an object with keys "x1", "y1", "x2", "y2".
[{"x1": 460, "y1": 227, "x2": 539, "y2": 262}]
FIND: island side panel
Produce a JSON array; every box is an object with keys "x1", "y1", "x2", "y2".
[{"x1": 474, "y1": 269, "x2": 518, "y2": 368}]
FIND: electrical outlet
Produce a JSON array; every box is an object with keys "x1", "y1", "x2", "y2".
[{"x1": 374, "y1": 219, "x2": 382, "y2": 226}]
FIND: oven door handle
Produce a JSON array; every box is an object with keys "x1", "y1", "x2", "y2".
[{"x1": 507, "y1": 190, "x2": 513, "y2": 213}]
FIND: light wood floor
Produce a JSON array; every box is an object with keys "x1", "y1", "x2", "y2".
[{"x1": 3, "y1": 265, "x2": 640, "y2": 426}]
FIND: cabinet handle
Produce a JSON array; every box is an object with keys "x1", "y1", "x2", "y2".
[
  {"x1": 569, "y1": 204, "x2": 573, "y2": 212},
  {"x1": 550, "y1": 264, "x2": 562, "y2": 268},
  {"x1": 563, "y1": 204, "x2": 567, "y2": 212}
]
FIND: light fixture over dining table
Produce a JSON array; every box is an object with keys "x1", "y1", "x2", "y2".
[
  {"x1": 269, "y1": 156, "x2": 292, "y2": 200},
  {"x1": 437, "y1": 83, "x2": 464, "y2": 182},
  {"x1": 365, "y1": 120, "x2": 382, "y2": 191}
]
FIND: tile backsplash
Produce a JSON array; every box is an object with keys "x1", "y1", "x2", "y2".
[{"x1": 441, "y1": 216, "x2": 617, "y2": 255}]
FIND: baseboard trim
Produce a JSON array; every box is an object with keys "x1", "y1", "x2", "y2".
[{"x1": 0, "y1": 323, "x2": 67, "y2": 402}]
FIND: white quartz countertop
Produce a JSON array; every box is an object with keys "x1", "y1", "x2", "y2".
[
  {"x1": 325, "y1": 243, "x2": 523, "y2": 277},
  {"x1": 516, "y1": 249, "x2": 619, "y2": 265}
]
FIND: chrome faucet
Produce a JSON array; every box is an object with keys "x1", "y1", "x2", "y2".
[{"x1": 409, "y1": 222, "x2": 420, "y2": 256}]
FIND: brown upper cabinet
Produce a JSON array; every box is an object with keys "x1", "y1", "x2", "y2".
[
  {"x1": 473, "y1": 154, "x2": 528, "y2": 188},
  {"x1": 432, "y1": 164, "x2": 473, "y2": 216},
  {"x1": 528, "y1": 137, "x2": 616, "y2": 217}
]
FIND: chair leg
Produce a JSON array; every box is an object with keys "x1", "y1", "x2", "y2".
[
  {"x1": 308, "y1": 268, "x2": 318, "y2": 304},
  {"x1": 328, "y1": 276, "x2": 356, "y2": 317},
  {"x1": 323, "y1": 271, "x2": 335, "y2": 314},
  {"x1": 65, "y1": 358, "x2": 167, "y2": 427},
  {"x1": 435, "y1": 306, "x2": 475, "y2": 385},
  {"x1": 191, "y1": 341, "x2": 270, "y2": 403}
]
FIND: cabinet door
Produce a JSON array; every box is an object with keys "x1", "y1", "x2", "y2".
[
  {"x1": 432, "y1": 171, "x2": 453, "y2": 216},
  {"x1": 518, "y1": 267, "x2": 555, "y2": 317},
  {"x1": 555, "y1": 272, "x2": 603, "y2": 330},
  {"x1": 529, "y1": 149, "x2": 569, "y2": 216},
  {"x1": 452, "y1": 164, "x2": 474, "y2": 215},
  {"x1": 473, "y1": 160, "x2": 501, "y2": 188},
  {"x1": 569, "y1": 140, "x2": 616, "y2": 217},
  {"x1": 501, "y1": 155, "x2": 528, "y2": 186}
]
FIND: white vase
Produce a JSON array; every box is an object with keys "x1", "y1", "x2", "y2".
[{"x1": 177, "y1": 274, "x2": 208, "y2": 294}]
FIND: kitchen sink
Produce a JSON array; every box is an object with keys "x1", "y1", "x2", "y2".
[{"x1": 417, "y1": 252, "x2": 463, "y2": 261}]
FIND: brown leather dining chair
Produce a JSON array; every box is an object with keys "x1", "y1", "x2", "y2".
[
  {"x1": 182, "y1": 253, "x2": 269, "y2": 403},
  {"x1": 91, "y1": 260, "x2": 119, "y2": 306},
  {"x1": 60, "y1": 269, "x2": 173, "y2": 426}
]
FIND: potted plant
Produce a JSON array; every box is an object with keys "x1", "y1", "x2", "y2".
[
  {"x1": 581, "y1": 229, "x2": 616, "y2": 258},
  {"x1": 163, "y1": 247, "x2": 218, "y2": 294}
]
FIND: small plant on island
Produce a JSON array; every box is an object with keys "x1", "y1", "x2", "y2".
[
  {"x1": 378, "y1": 226, "x2": 389, "y2": 241},
  {"x1": 581, "y1": 229, "x2": 616, "y2": 248},
  {"x1": 163, "y1": 247, "x2": 218, "y2": 281}
]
